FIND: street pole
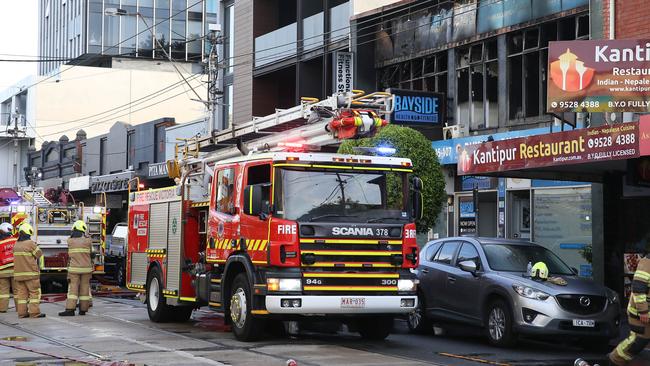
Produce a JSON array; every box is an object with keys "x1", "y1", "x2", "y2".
[
  {"x1": 207, "y1": 24, "x2": 223, "y2": 134},
  {"x1": 8, "y1": 111, "x2": 26, "y2": 189}
]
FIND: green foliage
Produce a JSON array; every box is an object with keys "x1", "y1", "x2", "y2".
[{"x1": 338, "y1": 125, "x2": 446, "y2": 232}]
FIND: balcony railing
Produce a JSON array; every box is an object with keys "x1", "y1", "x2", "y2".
[
  {"x1": 254, "y1": 23, "x2": 297, "y2": 68},
  {"x1": 303, "y1": 12, "x2": 324, "y2": 52}
]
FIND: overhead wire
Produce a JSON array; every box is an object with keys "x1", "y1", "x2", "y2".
[
  {"x1": 31, "y1": 0, "x2": 496, "y2": 138},
  {"x1": 20, "y1": 0, "x2": 206, "y2": 92}
]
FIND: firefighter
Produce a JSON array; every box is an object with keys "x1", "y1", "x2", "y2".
[
  {"x1": 59, "y1": 220, "x2": 92, "y2": 316},
  {"x1": 12, "y1": 223, "x2": 44, "y2": 318},
  {"x1": 0, "y1": 223, "x2": 16, "y2": 312},
  {"x1": 610, "y1": 254, "x2": 650, "y2": 365}
]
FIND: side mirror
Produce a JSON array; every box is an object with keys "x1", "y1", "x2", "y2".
[
  {"x1": 458, "y1": 260, "x2": 477, "y2": 274},
  {"x1": 243, "y1": 184, "x2": 270, "y2": 219},
  {"x1": 412, "y1": 177, "x2": 424, "y2": 220}
]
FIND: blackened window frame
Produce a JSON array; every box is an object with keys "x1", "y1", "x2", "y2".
[
  {"x1": 506, "y1": 15, "x2": 589, "y2": 126},
  {"x1": 456, "y1": 38, "x2": 498, "y2": 132}
]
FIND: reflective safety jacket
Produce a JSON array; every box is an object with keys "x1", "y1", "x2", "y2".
[
  {"x1": 12, "y1": 239, "x2": 42, "y2": 281},
  {"x1": 629, "y1": 256, "x2": 650, "y2": 318},
  {"x1": 67, "y1": 237, "x2": 93, "y2": 274},
  {"x1": 0, "y1": 237, "x2": 16, "y2": 278}
]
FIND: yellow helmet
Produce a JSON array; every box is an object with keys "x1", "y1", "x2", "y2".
[
  {"x1": 72, "y1": 220, "x2": 87, "y2": 233},
  {"x1": 18, "y1": 223, "x2": 34, "y2": 236},
  {"x1": 531, "y1": 261, "x2": 549, "y2": 280}
]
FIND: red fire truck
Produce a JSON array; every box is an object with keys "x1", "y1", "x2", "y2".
[{"x1": 126, "y1": 92, "x2": 423, "y2": 340}]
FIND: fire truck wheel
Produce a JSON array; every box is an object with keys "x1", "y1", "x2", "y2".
[
  {"x1": 116, "y1": 262, "x2": 126, "y2": 287},
  {"x1": 358, "y1": 316, "x2": 393, "y2": 340},
  {"x1": 229, "y1": 273, "x2": 264, "y2": 341},
  {"x1": 146, "y1": 267, "x2": 172, "y2": 322}
]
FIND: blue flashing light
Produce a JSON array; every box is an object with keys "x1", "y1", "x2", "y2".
[{"x1": 375, "y1": 146, "x2": 396, "y2": 156}]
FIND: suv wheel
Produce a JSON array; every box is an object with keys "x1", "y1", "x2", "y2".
[{"x1": 485, "y1": 299, "x2": 516, "y2": 347}]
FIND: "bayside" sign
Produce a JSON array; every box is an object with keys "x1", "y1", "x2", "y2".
[{"x1": 388, "y1": 89, "x2": 445, "y2": 126}]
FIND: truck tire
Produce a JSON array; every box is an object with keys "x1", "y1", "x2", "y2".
[
  {"x1": 358, "y1": 316, "x2": 393, "y2": 340},
  {"x1": 229, "y1": 273, "x2": 264, "y2": 341},
  {"x1": 116, "y1": 261, "x2": 126, "y2": 287},
  {"x1": 146, "y1": 267, "x2": 172, "y2": 322}
]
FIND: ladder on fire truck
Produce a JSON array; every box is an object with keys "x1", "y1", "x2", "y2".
[
  {"x1": 176, "y1": 90, "x2": 394, "y2": 162},
  {"x1": 21, "y1": 189, "x2": 52, "y2": 206}
]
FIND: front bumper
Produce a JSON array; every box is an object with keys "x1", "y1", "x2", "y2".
[
  {"x1": 512, "y1": 294, "x2": 620, "y2": 339},
  {"x1": 265, "y1": 295, "x2": 417, "y2": 314}
]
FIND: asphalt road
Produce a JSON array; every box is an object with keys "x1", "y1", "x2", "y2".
[{"x1": 0, "y1": 295, "x2": 643, "y2": 366}]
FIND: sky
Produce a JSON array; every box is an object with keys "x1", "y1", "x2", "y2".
[{"x1": 0, "y1": 1, "x2": 38, "y2": 90}]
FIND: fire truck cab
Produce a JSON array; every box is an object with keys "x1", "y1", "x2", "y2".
[{"x1": 126, "y1": 91, "x2": 423, "y2": 341}]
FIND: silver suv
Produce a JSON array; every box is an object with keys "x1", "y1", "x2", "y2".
[{"x1": 407, "y1": 238, "x2": 620, "y2": 349}]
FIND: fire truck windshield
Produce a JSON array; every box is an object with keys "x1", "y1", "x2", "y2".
[{"x1": 274, "y1": 168, "x2": 409, "y2": 223}]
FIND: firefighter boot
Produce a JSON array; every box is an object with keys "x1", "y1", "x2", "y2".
[
  {"x1": 58, "y1": 309, "x2": 75, "y2": 316},
  {"x1": 78, "y1": 310, "x2": 86, "y2": 315}
]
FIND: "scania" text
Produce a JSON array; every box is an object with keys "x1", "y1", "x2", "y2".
[{"x1": 332, "y1": 227, "x2": 374, "y2": 236}]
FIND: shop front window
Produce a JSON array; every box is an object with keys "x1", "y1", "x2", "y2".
[{"x1": 533, "y1": 186, "x2": 592, "y2": 277}]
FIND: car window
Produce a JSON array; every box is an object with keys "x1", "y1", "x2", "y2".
[
  {"x1": 457, "y1": 243, "x2": 481, "y2": 269},
  {"x1": 425, "y1": 242, "x2": 442, "y2": 262},
  {"x1": 434, "y1": 241, "x2": 459, "y2": 265}
]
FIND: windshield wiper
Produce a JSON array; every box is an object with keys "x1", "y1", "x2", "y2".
[
  {"x1": 309, "y1": 214, "x2": 359, "y2": 222},
  {"x1": 367, "y1": 216, "x2": 405, "y2": 223}
]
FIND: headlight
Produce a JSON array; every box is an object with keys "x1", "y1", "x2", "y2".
[
  {"x1": 606, "y1": 288, "x2": 619, "y2": 304},
  {"x1": 267, "y1": 278, "x2": 302, "y2": 292},
  {"x1": 397, "y1": 279, "x2": 418, "y2": 292},
  {"x1": 512, "y1": 284, "x2": 550, "y2": 301}
]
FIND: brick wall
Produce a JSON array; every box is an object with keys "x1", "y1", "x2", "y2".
[{"x1": 602, "y1": 0, "x2": 650, "y2": 39}]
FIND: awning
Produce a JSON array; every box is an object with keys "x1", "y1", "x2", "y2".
[{"x1": 456, "y1": 117, "x2": 650, "y2": 183}]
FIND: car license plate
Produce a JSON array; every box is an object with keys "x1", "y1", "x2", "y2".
[
  {"x1": 340, "y1": 297, "x2": 366, "y2": 309},
  {"x1": 572, "y1": 319, "x2": 595, "y2": 327}
]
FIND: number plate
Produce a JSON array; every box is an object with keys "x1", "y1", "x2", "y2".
[
  {"x1": 340, "y1": 297, "x2": 366, "y2": 309},
  {"x1": 572, "y1": 319, "x2": 595, "y2": 327}
]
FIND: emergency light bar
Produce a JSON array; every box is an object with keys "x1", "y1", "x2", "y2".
[{"x1": 276, "y1": 142, "x2": 321, "y2": 152}]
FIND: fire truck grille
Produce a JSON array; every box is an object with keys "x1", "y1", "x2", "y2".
[{"x1": 299, "y1": 239, "x2": 404, "y2": 269}]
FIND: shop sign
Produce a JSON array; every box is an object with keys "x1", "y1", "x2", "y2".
[
  {"x1": 134, "y1": 186, "x2": 180, "y2": 205},
  {"x1": 333, "y1": 52, "x2": 354, "y2": 93},
  {"x1": 460, "y1": 176, "x2": 497, "y2": 191},
  {"x1": 147, "y1": 162, "x2": 169, "y2": 179},
  {"x1": 90, "y1": 172, "x2": 134, "y2": 194},
  {"x1": 389, "y1": 89, "x2": 445, "y2": 126},
  {"x1": 432, "y1": 127, "x2": 551, "y2": 165},
  {"x1": 68, "y1": 176, "x2": 90, "y2": 191},
  {"x1": 548, "y1": 39, "x2": 650, "y2": 113},
  {"x1": 458, "y1": 122, "x2": 641, "y2": 175}
]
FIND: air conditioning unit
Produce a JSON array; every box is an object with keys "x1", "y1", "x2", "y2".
[{"x1": 443, "y1": 125, "x2": 461, "y2": 140}]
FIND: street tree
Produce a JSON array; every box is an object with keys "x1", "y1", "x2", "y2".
[{"x1": 338, "y1": 125, "x2": 446, "y2": 232}]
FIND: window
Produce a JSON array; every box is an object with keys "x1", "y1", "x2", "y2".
[
  {"x1": 425, "y1": 242, "x2": 442, "y2": 262},
  {"x1": 88, "y1": 0, "x2": 102, "y2": 53},
  {"x1": 215, "y1": 168, "x2": 235, "y2": 215},
  {"x1": 245, "y1": 164, "x2": 271, "y2": 214},
  {"x1": 378, "y1": 51, "x2": 447, "y2": 94},
  {"x1": 224, "y1": 4, "x2": 234, "y2": 73},
  {"x1": 103, "y1": 1, "x2": 120, "y2": 54},
  {"x1": 171, "y1": 0, "x2": 187, "y2": 59},
  {"x1": 457, "y1": 243, "x2": 480, "y2": 269},
  {"x1": 154, "y1": 0, "x2": 171, "y2": 58},
  {"x1": 457, "y1": 39, "x2": 498, "y2": 130},
  {"x1": 434, "y1": 241, "x2": 459, "y2": 265},
  {"x1": 138, "y1": 2, "x2": 154, "y2": 57},
  {"x1": 126, "y1": 130, "x2": 134, "y2": 168},
  {"x1": 187, "y1": 0, "x2": 203, "y2": 58},
  {"x1": 120, "y1": 5, "x2": 137, "y2": 55},
  {"x1": 223, "y1": 84, "x2": 233, "y2": 129}
]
